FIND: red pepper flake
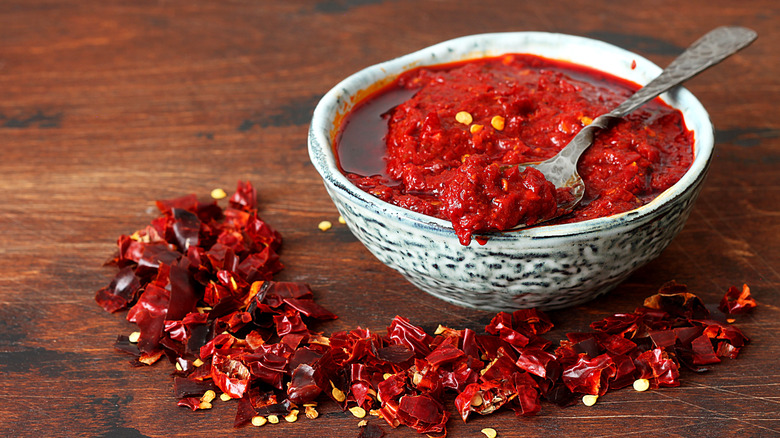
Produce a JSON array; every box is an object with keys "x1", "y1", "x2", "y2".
[
  {"x1": 719, "y1": 284, "x2": 757, "y2": 314},
  {"x1": 97, "y1": 184, "x2": 756, "y2": 436}
]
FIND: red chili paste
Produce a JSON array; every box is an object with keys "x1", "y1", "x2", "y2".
[{"x1": 336, "y1": 54, "x2": 694, "y2": 245}]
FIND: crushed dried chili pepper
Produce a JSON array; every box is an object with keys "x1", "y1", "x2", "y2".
[{"x1": 97, "y1": 184, "x2": 756, "y2": 436}]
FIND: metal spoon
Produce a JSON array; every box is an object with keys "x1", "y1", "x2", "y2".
[{"x1": 511, "y1": 26, "x2": 757, "y2": 229}]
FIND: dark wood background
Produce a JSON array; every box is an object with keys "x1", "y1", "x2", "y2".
[{"x1": 1, "y1": 1, "x2": 777, "y2": 437}]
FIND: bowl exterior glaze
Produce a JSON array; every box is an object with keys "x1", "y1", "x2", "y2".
[{"x1": 308, "y1": 32, "x2": 714, "y2": 311}]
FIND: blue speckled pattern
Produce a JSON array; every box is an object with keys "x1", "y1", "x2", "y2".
[{"x1": 308, "y1": 32, "x2": 714, "y2": 311}]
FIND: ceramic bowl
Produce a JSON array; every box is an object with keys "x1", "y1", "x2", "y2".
[{"x1": 308, "y1": 32, "x2": 713, "y2": 311}]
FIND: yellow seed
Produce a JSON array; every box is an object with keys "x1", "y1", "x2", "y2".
[
  {"x1": 349, "y1": 406, "x2": 367, "y2": 418},
  {"x1": 582, "y1": 394, "x2": 599, "y2": 406},
  {"x1": 318, "y1": 220, "x2": 332, "y2": 232},
  {"x1": 198, "y1": 401, "x2": 212, "y2": 410},
  {"x1": 369, "y1": 409, "x2": 381, "y2": 417},
  {"x1": 633, "y1": 378, "x2": 650, "y2": 392},
  {"x1": 331, "y1": 381, "x2": 346, "y2": 402},
  {"x1": 128, "y1": 332, "x2": 141, "y2": 343},
  {"x1": 175, "y1": 362, "x2": 183, "y2": 372},
  {"x1": 219, "y1": 393, "x2": 232, "y2": 402},
  {"x1": 251, "y1": 416, "x2": 267, "y2": 427},
  {"x1": 267, "y1": 414, "x2": 279, "y2": 424},
  {"x1": 412, "y1": 372, "x2": 423, "y2": 386},
  {"x1": 338, "y1": 215, "x2": 346, "y2": 224},
  {"x1": 470, "y1": 124, "x2": 483, "y2": 134},
  {"x1": 579, "y1": 115, "x2": 593, "y2": 126},
  {"x1": 193, "y1": 358, "x2": 204, "y2": 367},
  {"x1": 284, "y1": 409, "x2": 299, "y2": 422},
  {"x1": 434, "y1": 324, "x2": 446, "y2": 335},
  {"x1": 305, "y1": 405, "x2": 319, "y2": 419},
  {"x1": 470, "y1": 393, "x2": 484, "y2": 407},
  {"x1": 303, "y1": 402, "x2": 318, "y2": 407},
  {"x1": 727, "y1": 318, "x2": 736, "y2": 323},
  {"x1": 210, "y1": 188, "x2": 227, "y2": 200},
  {"x1": 201, "y1": 390, "x2": 216, "y2": 403},
  {"x1": 482, "y1": 428, "x2": 498, "y2": 438},
  {"x1": 491, "y1": 115, "x2": 505, "y2": 131},
  {"x1": 383, "y1": 373, "x2": 393, "y2": 380},
  {"x1": 455, "y1": 111, "x2": 473, "y2": 125},
  {"x1": 358, "y1": 419, "x2": 368, "y2": 427}
]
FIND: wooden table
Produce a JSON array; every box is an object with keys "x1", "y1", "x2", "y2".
[{"x1": 1, "y1": 1, "x2": 778, "y2": 436}]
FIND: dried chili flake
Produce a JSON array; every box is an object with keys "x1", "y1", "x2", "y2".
[
  {"x1": 358, "y1": 423, "x2": 386, "y2": 438},
  {"x1": 96, "y1": 185, "x2": 756, "y2": 436},
  {"x1": 719, "y1": 284, "x2": 757, "y2": 314},
  {"x1": 561, "y1": 353, "x2": 616, "y2": 396}
]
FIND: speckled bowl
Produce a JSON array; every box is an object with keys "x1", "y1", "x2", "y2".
[{"x1": 308, "y1": 32, "x2": 713, "y2": 311}]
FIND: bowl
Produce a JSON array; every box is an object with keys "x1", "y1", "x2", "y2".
[{"x1": 307, "y1": 32, "x2": 714, "y2": 311}]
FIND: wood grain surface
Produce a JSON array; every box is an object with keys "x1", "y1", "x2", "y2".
[{"x1": 1, "y1": 1, "x2": 778, "y2": 437}]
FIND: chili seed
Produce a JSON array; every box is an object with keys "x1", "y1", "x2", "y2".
[
  {"x1": 267, "y1": 414, "x2": 280, "y2": 424},
  {"x1": 471, "y1": 393, "x2": 484, "y2": 407},
  {"x1": 251, "y1": 416, "x2": 267, "y2": 427},
  {"x1": 198, "y1": 401, "x2": 212, "y2": 410},
  {"x1": 210, "y1": 188, "x2": 227, "y2": 200},
  {"x1": 305, "y1": 405, "x2": 319, "y2": 419},
  {"x1": 128, "y1": 331, "x2": 141, "y2": 343},
  {"x1": 331, "y1": 381, "x2": 346, "y2": 402},
  {"x1": 338, "y1": 215, "x2": 346, "y2": 224},
  {"x1": 470, "y1": 124, "x2": 483, "y2": 134},
  {"x1": 318, "y1": 220, "x2": 332, "y2": 232},
  {"x1": 201, "y1": 390, "x2": 216, "y2": 403},
  {"x1": 349, "y1": 406, "x2": 367, "y2": 418},
  {"x1": 482, "y1": 427, "x2": 498, "y2": 438},
  {"x1": 582, "y1": 395, "x2": 599, "y2": 406},
  {"x1": 455, "y1": 111, "x2": 473, "y2": 125},
  {"x1": 192, "y1": 358, "x2": 204, "y2": 367},
  {"x1": 219, "y1": 393, "x2": 232, "y2": 402},
  {"x1": 284, "y1": 409, "x2": 299, "y2": 422},
  {"x1": 358, "y1": 419, "x2": 368, "y2": 427},
  {"x1": 633, "y1": 378, "x2": 650, "y2": 392},
  {"x1": 491, "y1": 115, "x2": 505, "y2": 131}
]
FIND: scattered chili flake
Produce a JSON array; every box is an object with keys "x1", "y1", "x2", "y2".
[
  {"x1": 719, "y1": 284, "x2": 757, "y2": 314},
  {"x1": 357, "y1": 423, "x2": 386, "y2": 438},
  {"x1": 97, "y1": 184, "x2": 755, "y2": 436}
]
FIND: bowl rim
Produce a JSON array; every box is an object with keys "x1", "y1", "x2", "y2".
[{"x1": 308, "y1": 31, "x2": 714, "y2": 241}]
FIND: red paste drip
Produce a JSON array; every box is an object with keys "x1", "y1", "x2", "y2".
[{"x1": 336, "y1": 54, "x2": 694, "y2": 245}]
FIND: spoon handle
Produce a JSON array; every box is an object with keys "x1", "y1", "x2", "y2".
[
  {"x1": 555, "y1": 26, "x2": 757, "y2": 169},
  {"x1": 609, "y1": 26, "x2": 757, "y2": 118}
]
